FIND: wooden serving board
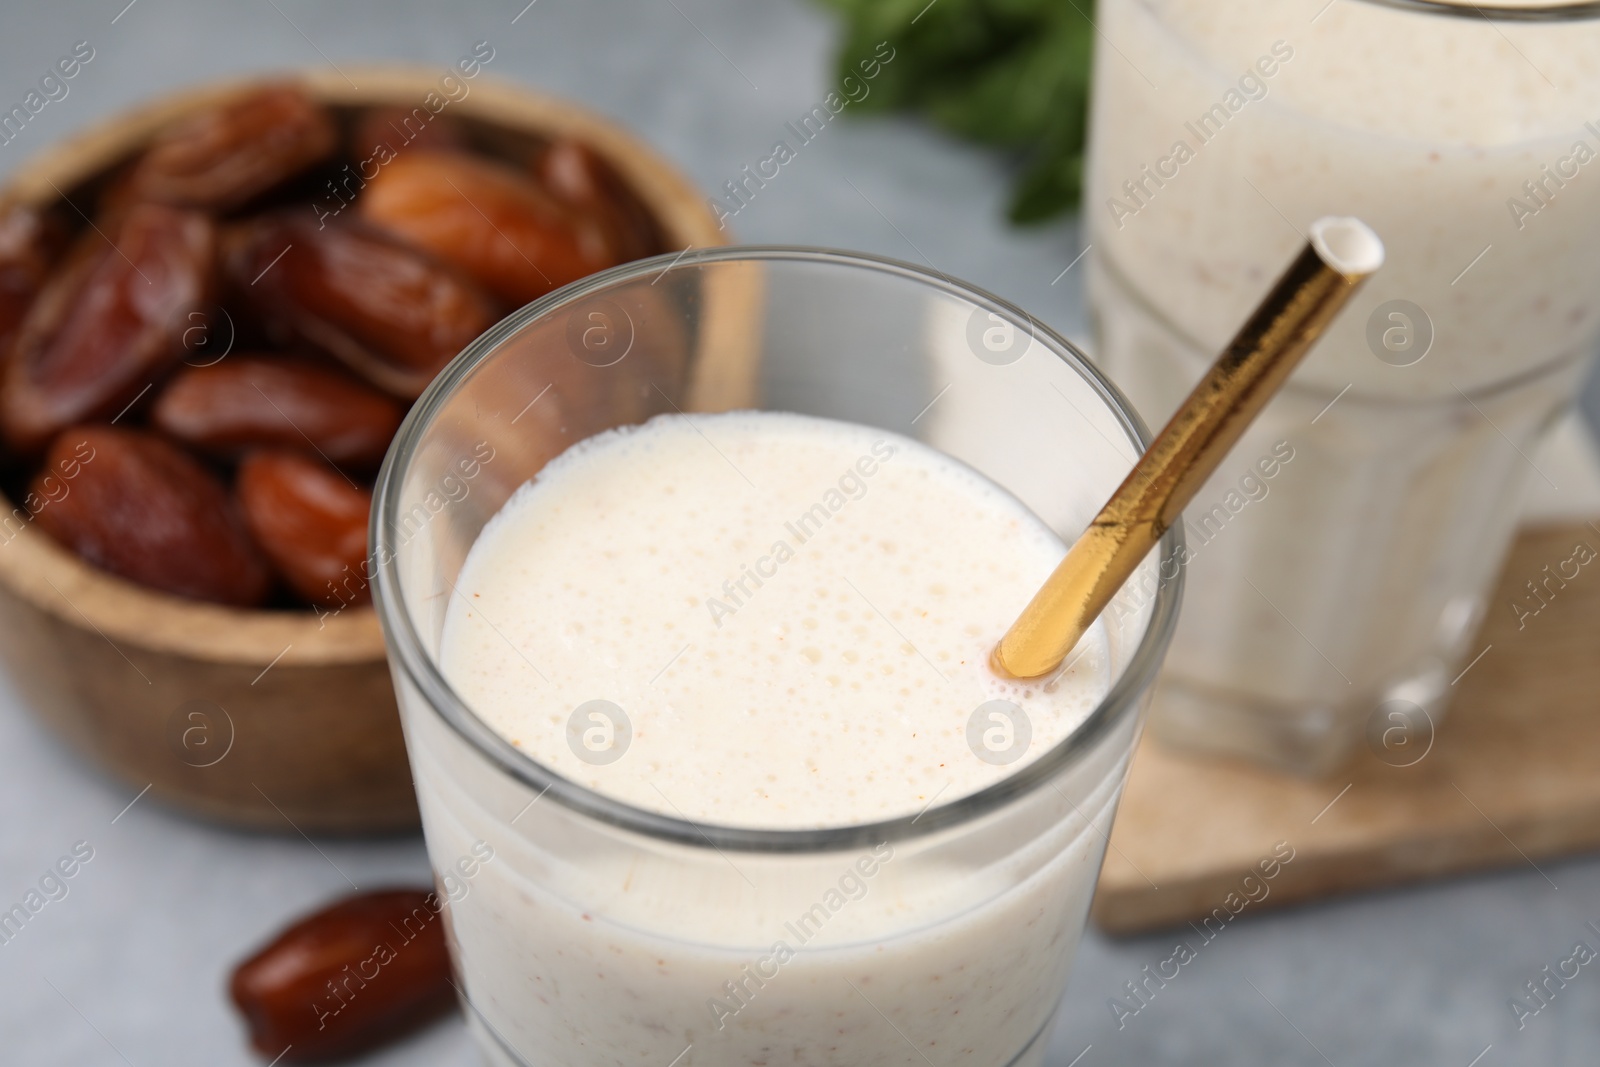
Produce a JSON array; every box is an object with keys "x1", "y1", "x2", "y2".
[{"x1": 1094, "y1": 509, "x2": 1600, "y2": 935}]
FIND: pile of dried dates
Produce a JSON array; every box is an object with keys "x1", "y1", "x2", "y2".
[{"x1": 0, "y1": 84, "x2": 662, "y2": 610}]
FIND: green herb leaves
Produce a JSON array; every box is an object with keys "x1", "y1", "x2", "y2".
[{"x1": 820, "y1": 0, "x2": 1095, "y2": 223}]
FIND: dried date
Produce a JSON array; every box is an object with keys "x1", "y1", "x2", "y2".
[
  {"x1": 534, "y1": 137, "x2": 659, "y2": 263},
  {"x1": 0, "y1": 204, "x2": 215, "y2": 453},
  {"x1": 359, "y1": 149, "x2": 623, "y2": 306},
  {"x1": 229, "y1": 888, "x2": 455, "y2": 1062},
  {"x1": 225, "y1": 213, "x2": 497, "y2": 398},
  {"x1": 0, "y1": 202, "x2": 68, "y2": 358},
  {"x1": 32, "y1": 426, "x2": 271, "y2": 606},
  {"x1": 151, "y1": 355, "x2": 402, "y2": 469},
  {"x1": 126, "y1": 84, "x2": 337, "y2": 212},
  {"x1": 237, "y1": 450, "x2": 371, "y2": 608}
]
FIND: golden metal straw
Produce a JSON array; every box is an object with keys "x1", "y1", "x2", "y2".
[{"x1": 993, "y1": 217, "x2": 1385, "y2": 680}]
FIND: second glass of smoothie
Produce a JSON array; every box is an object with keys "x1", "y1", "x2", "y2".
[
  {"x1": 372, "y1": 249, "x2": 1180, "y2": 1066},
  {"x1": 1086, "y1": 0, "x2": 1600, "y2": 772}
]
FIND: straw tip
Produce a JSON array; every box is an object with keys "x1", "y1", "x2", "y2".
[
  {"x1": 990, "y1": 638, "x2": 1062, "y2": 682},
  {"x1": 989, "y1": 643, "x2": 1020, "y2": 680},
  {"x1": 1308, "y1": 216, "x2": 1385, "y2": 278}
]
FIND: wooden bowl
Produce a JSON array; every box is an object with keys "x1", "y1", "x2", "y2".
[{"x1": 0, "y1": 68, "x2": 733, "y2": 832}]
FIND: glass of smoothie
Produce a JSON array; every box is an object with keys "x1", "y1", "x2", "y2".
[
  {"x1": 1085, "y1": 0, "x2": 1600, "y2": 773},
  {"x1": 371, "y1": 249, "x2": 1181, "y2": 1065}
]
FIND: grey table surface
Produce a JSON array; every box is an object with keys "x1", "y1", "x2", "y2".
[{"x1": 1, "y1": 2, "x2": 1598, "y2": 1065}]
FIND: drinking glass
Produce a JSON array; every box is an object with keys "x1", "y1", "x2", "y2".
[
  {"x1": 371, "y1": 249, "x2": 1181, "y2": 1066},
  {"x1": 1085, "y1": 0, "x2": 1600, "y2": 773}
]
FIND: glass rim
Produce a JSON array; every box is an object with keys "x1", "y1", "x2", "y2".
[
  {"x1": 1353, "y1": 0, "x2": 1600, "y2": 20},
  {"x1": 370, "y1": 246, "x2": 1184, "y2": 855}
]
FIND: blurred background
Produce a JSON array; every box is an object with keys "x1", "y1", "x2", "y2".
[{"x1": 1, "y1": 1, "x2": 1597, "y2": 1064}]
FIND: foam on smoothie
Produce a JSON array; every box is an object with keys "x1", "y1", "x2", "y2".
[{"x1": 439, "y1": 411, "x2": 1109, "y2": 829}]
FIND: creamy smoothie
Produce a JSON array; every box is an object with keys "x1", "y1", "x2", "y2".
[
  {"x1": 421, "y1": 411, "x2": 1118, "y2": 1065},
  {"x1": 442, "y1": 411, "x2": 1109, "y2": 826},
  {"x1": 1087, "y1": 0, "x2": 1600, "y2": 768}
]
